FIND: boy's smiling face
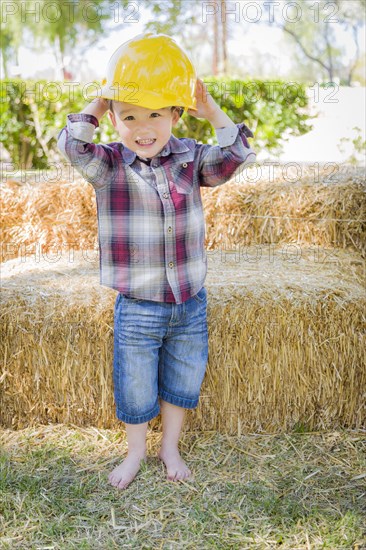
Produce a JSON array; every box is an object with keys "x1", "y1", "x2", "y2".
[{"x1": 109, "y1": 102, "x2": 180, "y2": 158}]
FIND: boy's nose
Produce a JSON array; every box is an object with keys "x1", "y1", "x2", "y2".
[
  {"x1": 135, "y1": 120, "x2": 151, "y2": 132},
  {"x1": 135, "y1": 124, "x2": 153, "y2": 137}
]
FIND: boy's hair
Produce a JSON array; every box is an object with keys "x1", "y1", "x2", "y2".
[{"x1": 109, "y1": 100, "x2": 183, "y2": 117}]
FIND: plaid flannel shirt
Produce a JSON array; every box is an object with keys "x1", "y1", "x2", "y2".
[{"x1": 57, "y1": 114, "x2": 256, "y2": 303}]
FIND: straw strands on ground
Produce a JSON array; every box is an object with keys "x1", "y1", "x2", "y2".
[
  {"x1": 1, "y1": 247, "x2": 365, "y2": 433},
  {"x1": 1, "y1": 425, "x2": 365, "y2": 548}
]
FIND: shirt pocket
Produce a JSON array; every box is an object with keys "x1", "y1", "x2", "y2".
[{"x1": 170, "y1": 161, "x2": 195, "y2": 195}]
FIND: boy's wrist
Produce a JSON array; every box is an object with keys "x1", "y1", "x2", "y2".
[{"x1": 207, "y1": 107, "x2": 236, "y2": 129}]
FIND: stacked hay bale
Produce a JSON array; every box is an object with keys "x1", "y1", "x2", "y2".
[
  {"x1": 1, "y1": 177, "x2": 97, "y2": 263},
  {"x1": 202, "y1": 164, "x2": 366, "y2": 255},
  {"x1": 2, "y1": 165, "x2": 365, "y2": 261},
  {"x1": 1, "y1": 166, "x2": 365, "y2": 433}
]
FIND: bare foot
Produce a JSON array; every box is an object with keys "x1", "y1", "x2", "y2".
[
  {"x1": 158, "y1": 447, "x2": 192, "y2": 481},
  {"x1": 108, "y1": 451, "x2": 146, "y2": 490}
]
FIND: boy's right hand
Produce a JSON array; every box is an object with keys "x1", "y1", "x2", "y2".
[{"x1": 81, "y1": 98, "x2": 109, "y2": 121}]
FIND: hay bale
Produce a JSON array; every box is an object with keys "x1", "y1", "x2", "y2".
[
  {"x1": 1, "y1": 248, "x2": 365, "y2": 433},
  {"x1": 1, "y1": 164, "x2": 365, "y2": 262},
  {"x1": 0, "y1": 178, "x2": 97, "y2": 262},
  {"x1": 202, "y1": 164, "x2": 366, "y2": 256}
]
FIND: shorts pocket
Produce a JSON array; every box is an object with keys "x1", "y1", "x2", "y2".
[
  {"x1": 192, "y1": 287, "x2": 207, "y2": 304},
  {"x1": 122, "y1": 294, "x2": 144, "y2": 304}
]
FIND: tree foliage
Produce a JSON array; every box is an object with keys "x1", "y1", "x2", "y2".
[
  {"x1": 0, "y1": 6, "x2": 23, "y2": 77},
  {"x1": 265, "y1": 0, "x2": 366, "y2": 84},
  {"x1": 145, "y1": 1, "x2": 214, "y2": 71},
  {"x1": 1, "y1": 1, "x2": 120, "y2": 78},
  {"x1": 147, "y1": 0, "x2": 365, "y2": 83}
]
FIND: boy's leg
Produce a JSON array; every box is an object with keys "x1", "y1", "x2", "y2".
[
  {"x1": 108, "y1": 421, "x2": 148, "y2": 489},
  {"x1": 111, "y1": 294, "x2": 168, "y2": 489},
  {"x1": 158, "y1": 287, "x2": 209, "y2": 481},
  {"x1": 158, "y1": 401, "x2": 191, "y2": 481}
]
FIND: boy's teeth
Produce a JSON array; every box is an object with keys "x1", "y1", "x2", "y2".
[{"x1": 137, "y1": 139, "x2": 155, "y2": 144}]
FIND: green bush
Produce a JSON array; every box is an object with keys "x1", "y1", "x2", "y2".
[
  {"x1": 0, "y1": 79, "x2": 117, "y2": 169},
  {"x1": 0, "y1": 78, "x2": 312, "y2": 169},
  {"x1": 175, "y1": 78, "x2": 312, "y2": 152}
]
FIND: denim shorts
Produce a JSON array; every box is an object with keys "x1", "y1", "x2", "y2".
[{"x1": 113, "y1": 287, "x2": 209, "y2": 424}]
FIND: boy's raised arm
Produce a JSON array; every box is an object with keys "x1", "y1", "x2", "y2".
[
  {"x1": 189, "y1": 79, "x2": 256, "y2": 187},
  {"x1": 57, "y1": 97, "x2": 117, "y2": 189}
]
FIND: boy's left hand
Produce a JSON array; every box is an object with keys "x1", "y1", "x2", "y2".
[
  {"x1": 187, "y1": 78, "x2": 236, "y2": 129},
  {"x1": 187, "y1": 78, "x2": 220, "y2": 120}
]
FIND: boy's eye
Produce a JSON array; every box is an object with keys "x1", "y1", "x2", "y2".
[
  {"x1": 150, "y1": 112, "x2": 161, "y2": 118},
  {"x1": 123, "y1": 115, "x2": 135, "y2": 121}
]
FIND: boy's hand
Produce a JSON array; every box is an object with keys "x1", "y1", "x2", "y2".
[
  {"x1": 187, "y1": 78, "x2": 236, "y2": 129},
  {"x1": 187, "y1": 79, "x2": 218, "y2": 120},
  {"x1": 81, "y1": 97, "x2": 109, "y2": 121}
]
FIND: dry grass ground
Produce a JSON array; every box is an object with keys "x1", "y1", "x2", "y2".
[{"x1": 1, "y1": 425, "x2": 365, "y2": 549}]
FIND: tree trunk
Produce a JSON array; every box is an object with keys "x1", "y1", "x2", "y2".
[
  {"x1": 347, "y1": 24, "x2": 360, "y2": 86},
  {"x1": 2, "y1": 54, "x2": 8, "y2": 78},
  {"x1": 213, "y1": 7, "x2": 219, "y2": 75},
  {"x1": 323, "y1": 25, "x2": 334, "y2": 82},
  {"x1": 54, "y1": 35, "x2": 65, "y2": 81},
  {"x1": 221, "y1": 1, "x2": 228, "y2": 73}
]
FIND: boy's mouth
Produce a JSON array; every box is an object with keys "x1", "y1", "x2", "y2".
[{"x1": 135, "y1": 138, "x2": 156, "y2": 146}]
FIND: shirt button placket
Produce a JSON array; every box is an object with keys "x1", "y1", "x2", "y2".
[{"x1": 164, "y1": 181, "x2": 179, "y2": 301}]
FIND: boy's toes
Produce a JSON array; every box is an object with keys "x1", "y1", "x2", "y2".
[
  {"x1": 109, "y1": 471, "x2": 133, "y2": 489},
  {"x1": 109, "y1": 472, "x2": 124, "y2": 487},
  {"x1": 159, "y1": 449, "x2": 193, "y2": 482},
  {"x1": 108, "y1": 454, "x2": 145, "y2": 490},
  {"x1": 168, "y1": 466, "x2": 192, "y2": 481},
  {"x1": 117, "y1": 477, "x2": 132, "y2": 490}
]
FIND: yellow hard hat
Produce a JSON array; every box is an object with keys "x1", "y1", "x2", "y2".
[{"x1": 96, "y1": 33, "x2": 197, "y2": 112}]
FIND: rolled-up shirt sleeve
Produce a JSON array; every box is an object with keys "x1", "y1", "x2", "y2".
[
  {"x1": 215, "y1": 126, "x2": 239, "y2": 147},
  {"x1": 57, "y1": 113, "x2": 117, "y2": 189},
  {"x1": 198, "y1": 123, "x2": 257, "y2": 187}
]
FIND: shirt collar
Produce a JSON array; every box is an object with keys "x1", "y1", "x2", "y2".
[
  {"x1": 158, "y1": 134, "x2": 191, "y2": 157},
  {"x1": 120, "y1": 134, "x2": 190, "y2": 165}
]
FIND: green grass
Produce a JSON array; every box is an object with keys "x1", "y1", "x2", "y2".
[{"x1": 1, "y1": 426, "x2": 365, "y2": 549}]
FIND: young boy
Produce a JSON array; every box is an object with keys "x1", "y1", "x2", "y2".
[{"x1": 57, "y1": 35, "x2": 256, "y2": 490}]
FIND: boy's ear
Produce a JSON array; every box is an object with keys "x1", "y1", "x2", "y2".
[
  {"x1": 109, "y1": 110, "x2": 116, "y2": 127},
  {"x1": 172, "y1": 108, "x2": 181, "y2": 126}
]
